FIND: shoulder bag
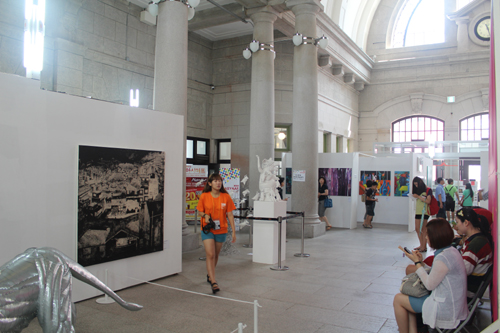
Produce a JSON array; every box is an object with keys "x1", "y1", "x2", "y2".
[
  {"x1": 324, "y1": 197, "x2": 333, "y2": 208},
  {"x1": 400, "y1": 272, "x2": 430, "y2": 298}
]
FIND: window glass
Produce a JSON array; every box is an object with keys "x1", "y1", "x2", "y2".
[
  {"x1": 392, "y1": 116, "x2": 445, "y2": 151},
  {"x1": 219, "y1": 142, "x2": 231, "y2": 160},
  {"x1": 197, "y1": 141, "x2": 206, "y2": 155},
  {"x1": 186, "y1": 140, "x2": 194, "y2": 159},
  {"x1": 392, "y1": 0, "x2": 445, "y2": 48},
  {"x1": 274, "y1": 127, "x2": 288, "y2": 149},
  {"x1": 460, "y1": 112, "x2": 489, "y2": 141}
]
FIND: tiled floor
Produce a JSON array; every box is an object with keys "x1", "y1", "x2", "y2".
[{"x1": 24, "y1": 223, "x2": 490, "y2": 332}]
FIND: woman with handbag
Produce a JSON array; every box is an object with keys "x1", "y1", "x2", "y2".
[
  {"x1": 460, "y1": 183, "x2": 474, "y2": 207},
  {"x1": 197, "y1": 173, "x2": 236, "y2": 294},
  {"x1": 393, "y1": 219, "x2": 468, "y2": 333},
  {"x1": 318, "y1": 177, "x2": 333, "y2": 230},
  {"x1": 412, "y1": 177, "x2": 432, "y2": 252}
]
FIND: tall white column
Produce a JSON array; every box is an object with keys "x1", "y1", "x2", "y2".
[
  {"x1": 288, "y1": 0, "x2": 323, "y2": 235},
  {"x1": 248, "y1": 7, "x2": 280, "y2": 202},
  {"x1": 153, "y1": 1, "x2": 190, "y2": 235}
]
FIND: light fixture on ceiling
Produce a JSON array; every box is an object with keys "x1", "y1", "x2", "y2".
[
  {"x1": 187, "y1": 5, "x2": 195, "y2": 20},
  {"x1": 144, "y1": 0, "x2": 197, "y2": 20},
  {"x1": 187, "y1": 0, "x2": 200, "y2": 8},
  {"x1": 147, "y1": 3, "x2": 158, "y2": 16},
  {"x1": 278, "y1": 131, "x2": 286, "y2": 140},
  {"x1": 242, "y1": 40, "x2": 276, "y2": 60},
  {"x1": 293, "y1": 32, "x2": 329, "y2": 49},
  {"x1": 24, "y1": 0, "x2": 46, "y2": 79}
]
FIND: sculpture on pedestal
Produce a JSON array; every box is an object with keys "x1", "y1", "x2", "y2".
[
  {"x1": 254, "y1": 155, "x2": 281, "y2": 202},
  {"x1": 0, "y1": 247, "x2": 142, "y2": 333}
]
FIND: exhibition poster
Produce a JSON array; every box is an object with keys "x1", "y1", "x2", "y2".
[
  {"x1": 186, "y1": 165, "x2": 208, "y2": 220},
  {"x1": 360, "y1": 171, "x2": 391, "y2": 196},
  {"x1": 319, "y1": 168, "x2": 352, "y2": 196}
]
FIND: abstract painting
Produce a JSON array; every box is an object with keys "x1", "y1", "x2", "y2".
[
  {"x1": 319, "y1": 168, "x2": 352, "y2": 196},
  {"x1": 360, "y1": 171, "x2": 391, "y2": 196},
  {"x1": 394, "y1": 171, "x2": 410, "y2": 197}
]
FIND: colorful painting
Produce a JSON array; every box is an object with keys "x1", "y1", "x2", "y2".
[
  {"x1": 360, "y1": 171, "x2": 391, "y2": 196},
  {"x1": 394, "y1": 171, "x2": 410, "y2": 197},
  {"x1": 78, "y1": 146, "x2": 165, "y2": 267},
  {"x1": 318, "y1": 168, "x2": 352, "y2": 196}
]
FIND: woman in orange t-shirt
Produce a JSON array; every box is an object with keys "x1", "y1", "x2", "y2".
[{"x1": 197, "y1": 173, "x2": 236, "y2": 294}]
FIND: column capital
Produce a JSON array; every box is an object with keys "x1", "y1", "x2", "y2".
[
  {"x1": 248, "y1": 5, "x2": 282, "y2": 22},
  {"x1": 354, "y1": 82, "x2": 365, "y2": 91}
]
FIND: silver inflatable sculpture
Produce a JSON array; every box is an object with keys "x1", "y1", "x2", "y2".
[{"x1": 0, "y1": 247, "x2": 142, "y2": 333}]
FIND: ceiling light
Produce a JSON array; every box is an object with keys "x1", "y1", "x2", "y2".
[
  {"x1": 242, "y1": 48, "x2": 252, "y2": 59},
  {"x1": 187, "y1": 6, "x2": 195, "y2": 20},
  {"x1": 278, "y1": 132, "x2": 286, "y2": 140},
  {"x1": 187, "y1": 0, "x2": 200, "y2": 8},
  {"x1": 292, "y1": 33, "x2": 303, "y2": 46},
  {"x1": 147, "y1": 3, "x2": 158, "y2": 16},
  {"x1": 249, "y1": 40, "x2": 260, "y2": 52},
  {"x1": 316, "y1": 35, "x2": 328, "y2": 49}
]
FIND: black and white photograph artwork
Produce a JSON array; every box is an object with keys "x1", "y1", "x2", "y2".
[{"x1": 78, "y1": 145, "x2": 165, "y2": 267}]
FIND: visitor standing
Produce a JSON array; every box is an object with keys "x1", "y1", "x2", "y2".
[
  {"x1": 412, "y1": 177, "x2": 432, "y2": 252},
  {"x1": 318, "y1": 177, "x2": 332, "y2": 230},
  {"x1": 445, "y1": 179, "x2": 459, "y2": 222},
  {"x1": 363, "y1": 181, "x2": 378, "y2": 229},
  {"x1": 435, "y1": 178, "x2": 446, "y2": 219}
]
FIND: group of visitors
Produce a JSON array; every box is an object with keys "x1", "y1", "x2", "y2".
[{"x1": 393, "y1": 175, "x2": 494, "y2": 333}]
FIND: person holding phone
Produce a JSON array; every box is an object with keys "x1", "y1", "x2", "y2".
[
  {"x1": 197, "y1": 173, "x2": 236, "y2": 294},
  {"x1": 412, "y1": 177, "x2": 432, "y2": 252},
  {"x1": 394, "y1": 219, "x2": 468, "y2": 333}
]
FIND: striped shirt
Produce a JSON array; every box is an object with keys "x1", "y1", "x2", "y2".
[{"x1": 461, "y1": 233, "x2": 493, "y2": 298}]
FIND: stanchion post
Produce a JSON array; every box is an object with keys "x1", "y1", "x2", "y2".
[
  {"x1": 294, "y1": 211, "x2": 310, "y2": 257},
  {"x1": 243, "y1": 215, "x2": 253, "y2": 248},
  {"x1": 270, "y1": 216, "x2": 289, "y2": 271},
  {"x1": 194, "y1": 210, "x2": 198, "y2": 233},
  {"x1": 254, "y1": 300, "x2": 259, "y2": 333}
]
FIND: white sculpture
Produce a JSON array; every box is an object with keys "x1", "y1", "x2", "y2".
[
  {"x1": 242, "y1": 189, "x2": 250, "y2": 197},
  {"x1": 255, "y1": 155, "x2": 281, "y2": 202},
  {"x1": 241, "y1": 175, "x2": 249, "y2": 185}
]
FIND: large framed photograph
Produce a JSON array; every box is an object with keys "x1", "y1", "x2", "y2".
[{"x1": 78, "y1": 145, "x2": 165, "y2": 266}]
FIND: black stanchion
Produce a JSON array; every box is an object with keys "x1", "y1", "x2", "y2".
[
  {"x1": 270, "y1": 216, "x2": 288, "y2": 271},
  {"x1": 294, "y1": 212, "x2": 310, "y2": 257}
]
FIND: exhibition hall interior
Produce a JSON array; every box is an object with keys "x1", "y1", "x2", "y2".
[{"x1": 0, "y1": 0, "x2": 499, "y2": 332}]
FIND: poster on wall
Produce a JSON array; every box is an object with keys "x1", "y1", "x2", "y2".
[
  {"x1": 394, "y1": 171, "x2": 410, "y2": 197},
  {"x1": 319, "y1": 168, "x2": 352, "y2": 196},
  {"x1": 186, "y1": 165, "x2": 208, "y2": 220},
  {"x1": 77, "y1": 145, "x2": 165, "y2": 267},
  {"x1": 286, "y1": 168, "x2": 292, "y2": 194},
  {"x1": 359, "y1": 171, "x2": 391, "y2": 196},
  {"x1": 220, "y1": 168, "x2": 240, "y2": 209}
]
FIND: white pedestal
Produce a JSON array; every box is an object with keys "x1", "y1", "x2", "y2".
[{"x1": 253, "y1": 201, "x2": 287, "y2": 264}]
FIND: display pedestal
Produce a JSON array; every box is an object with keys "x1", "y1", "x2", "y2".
[{"x1": 253, "y1": 201, "x2": 287, "y2": 264}]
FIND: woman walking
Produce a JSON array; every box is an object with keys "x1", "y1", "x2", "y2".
[{"x1": 197, "y1": 173, "x2": 236, "y2": 294}]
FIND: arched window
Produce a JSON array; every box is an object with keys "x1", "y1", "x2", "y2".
[
  {"x1": 391, "y1": 0, "x2": 445, "y2": 48},
  {"x1": 392, "y1": 116, "x2": 444, "y2": 142},
  {"x1": 460, "y1": 112, "x2": 489, "y2": 141}
]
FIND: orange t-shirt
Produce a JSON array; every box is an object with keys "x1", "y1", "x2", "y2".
[{"x1": 197, "y1": 192, "x2": 236, "y2": 234}]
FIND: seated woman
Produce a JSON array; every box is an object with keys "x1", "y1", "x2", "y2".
[
  {"x1": 394, "y1": 219, "x2": 468, "y2": 333},
  {"x1": 405, "y1": 208, "x2": 493, "y2": 300},
  {"x1": 454, "y1": 207, "x2": 493, "y2": 299}
]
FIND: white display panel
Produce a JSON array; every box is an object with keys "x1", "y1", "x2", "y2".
[{"x1": 0, "y1": 73, "x2": 183, "y2": 302}]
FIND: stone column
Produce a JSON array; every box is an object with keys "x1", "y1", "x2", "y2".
[
  {"x1": 153, "y1": 1, "x2": 191, "y2": 237},
  {"x1": 288, "y1": 0, "x2": 323, "y2": 237},
  {"x1": 248, "y1": 7, "x2": 280, "y2": 203},
  {"x1": 455, "y1": 17, "x2": 470, "y2": 53}
]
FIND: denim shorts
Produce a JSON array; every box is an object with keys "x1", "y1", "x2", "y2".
[
  {"x1": 201, "y1": 231, "x2": 227, "y2": 243},
  {"x1": 409, "y1": 294, "x2": 430, "y2": 313}
]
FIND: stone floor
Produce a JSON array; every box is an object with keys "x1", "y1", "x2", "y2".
[{"x1": 24, "y1": 223, "x2": 491, "y2": 332}]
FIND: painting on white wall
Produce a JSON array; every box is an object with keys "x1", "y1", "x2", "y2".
[{"x1": 78, "y1": 146, "x2": 165, "y2": 266}]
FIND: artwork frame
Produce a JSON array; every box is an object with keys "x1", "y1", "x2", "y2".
[
  {"x1": 360, "y1": 171, "x2": 391, "y2": 196},
  {"x1": 77, "y1": 145, "x2": 165, "y2": 267},
  {"x1": 319, "y1": 168, "x2": 352, "y2": 196},
  {"x1": 394, "y1": 171, "x2": 410, "y2": 197}
]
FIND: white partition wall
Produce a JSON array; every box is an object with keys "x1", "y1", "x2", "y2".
[
  {"x1": 0, "y1": 73, "x2": 183, "y2": 302},
  {"x1": 319, "y1": 153, "x2": 359, "y2": 229},
  {"x1": 357, "y1": 153, "x2": 432, "y2": 232}
]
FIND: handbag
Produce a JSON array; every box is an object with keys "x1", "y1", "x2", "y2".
[
  {"x1": 400, "y1": 272, "x2": 430, "y2": 298},
  {"x1": 324, "y1": 197, "x2": 333, "y2": 208}
]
